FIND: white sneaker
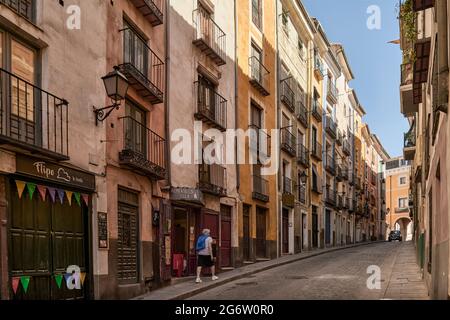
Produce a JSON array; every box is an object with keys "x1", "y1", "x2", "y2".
[
  {"x1": 196, "y1": 278, "x2": 202, "y2": 284},
  {"x1": 212, "y1": 276, "x2": 219, "y2": 281}
]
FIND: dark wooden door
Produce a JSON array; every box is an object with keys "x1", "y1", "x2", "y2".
[
  {"x1": 312, "y1": 213, "x2": 319, "y2": 248},
  {"x1": 325, "y1": 210, "x2": 331, "y2": 245},
  {"x1": 282, "y1": 209, "x2": 289, "y2": 254},
  {"x1": 9, "y1": 181, "x2": 88, "y2": 300},
  {"x1": 243, "y1": 205, "x2": 250, "y2": 261},
  {"x1": 220, "y1": 205, "x2": 232, "y2": 268},
  {"x1": 256, "y1": 207, "x2": 266, "y2": 258}
]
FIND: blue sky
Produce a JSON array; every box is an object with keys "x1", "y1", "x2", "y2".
[{"x1": 303, "y1": 0, "x2": 406, "y2": 157}]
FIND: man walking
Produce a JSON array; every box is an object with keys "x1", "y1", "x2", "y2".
[{"x1": 196, "y1": 229, "x2": 219, "y2": 283}]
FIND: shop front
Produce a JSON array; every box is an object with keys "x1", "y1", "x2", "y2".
[{"x1": 1, "y1": 155, "x2": 95, "y2": 300}]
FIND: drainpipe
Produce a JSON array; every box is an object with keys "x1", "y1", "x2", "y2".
[
  {"x1": 164, "y1": 0, "x2": 171, "y2": 187},
  {"x1": 234, "y1": 0, "x2": 239, "y2": 192},
  {"x1": 436, "y1": 0, "x2": 449, "y2": 111},
  {"x1": 275, "y1": 0, "x2": 281, "y2": 259}
]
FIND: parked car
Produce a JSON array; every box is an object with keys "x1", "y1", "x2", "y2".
[{"x1": 388, "y1": 230, "x2": 402, "y2": 242}]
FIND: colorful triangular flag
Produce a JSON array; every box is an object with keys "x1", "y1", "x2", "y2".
[
  {"x1": 54, "y1": 274, "x2": 63, "y2": 289},
  {"x1": 56, "y1": 189, "x2": 65, "y2": 204},
  {"x1": 11, "y1": 277, "x2": 20, "y2": 294},
  {"x1": 26, "y1": 183, "x2": 36, "y2": 200},
  {"x1": 82, "y1": 194, "x2": 89, "y2": 206},
  {"x1": 15, "y1": 181, "x2": 26, "y2": 199},
  {"x1": 47, "y1": 187, "x2": 57, "y2": 203},
  {"x1": 37, "y1": 185, "x2": 47, "y2": 201},
  {"x1": 80, "y1": 273, "x2": 87, "y2": 286},
  {"x1": 64, "y1": 273, "x2": 72, "y2": 282},
  {"x1": 74, "y1": 193, "x2": 81, "y2": 206},
  {"x1": 65, "y1": 191, "x2": 73, "y2": 206},
  {"x1": 20, "y1": 276, "x2": 31, "y2": 293}
]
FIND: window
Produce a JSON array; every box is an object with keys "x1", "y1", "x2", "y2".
[
  {"x1": 250, "y1": 42, "x2": 263, "y2": 82},
  {"x1": 281, "y1": 7, "x2": 289, "y2": 35},
  {"x1": 125, "y1": 100, "x2": 147, "y2": 155},
  {"x1": 123, "y1": 21, "x2": 148, "y2": 77},
  {"x1": 399, "y1": 176, "x2": 407, "y2": 185},
  {"x1": 252, "y1": 0, "x2": 262, "y2": 30},
  {"x1": 298, "y1": 39, "x2": 304, "y2": 59},
  {"x1": 250, "y1": 101, "x2": 262, "y2": 128},
  {"x1": 312, "y1": 165, "x2": 319, "y2": 191},
  {"x1": 398, "y1": 197, "x2": 408, "y2": 209}
]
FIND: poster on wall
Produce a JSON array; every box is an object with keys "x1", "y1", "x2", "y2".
[
  {"x1": 165, "y1": 236, "x2": 171, "y2": 266},
  {"x1": 98, "y1": 212, "x2": 108, "y2": 249}
]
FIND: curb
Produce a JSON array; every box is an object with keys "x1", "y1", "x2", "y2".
[{"x1": 162, "y1": 241, "x2": 384, "y2": 300}]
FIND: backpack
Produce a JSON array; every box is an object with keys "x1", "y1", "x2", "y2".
[{"x1": 196, "y1": 235, "x2": 208, "y2": 252}]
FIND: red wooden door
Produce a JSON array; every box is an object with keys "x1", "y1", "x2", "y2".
[
  {"x1": 200, "y1": 210, "x2": 219, "y2": 274},
  {"x1": 220, "y1": 205, "x2": 232, "y2": 267}
]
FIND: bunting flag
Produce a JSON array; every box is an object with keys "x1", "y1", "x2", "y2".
[
  {"x1": 80, "y1": 273, "x2": 87, "y2": 286},
  {"x1": 57, "y1": 189, "x2": 65, "y2": 204},
  {"x1": 54, "y1": 274, "x2": 63, "y2": 289},
  {"x1": 20, "y1": 276, "x2": 31, "y2": 293},
  {"x1": 37, "y1": 185, "x2": 47, "y2": 201},
  {"x1": 11, "y1": 277, "x2": 20, "y2": 294},
  {"x1": 65, "y1": 191, "x2": 73, "y2": 206},
  {"x1": 82, "y1": 194, "x2": 89, "y2": 206},
  {"x1": 47, "y1": 187, "x2": 57, "y2": 203},
  {"x1": 64, "y1": 273, "x2": 72, "y2": 283},
  {"x1": 74, "y1": 193, "x2": 81, "y2": 207},
  {"x1": 15, "y1": 181, "x2": 26, "y2": 199},
  {"x1": 26, "y1": 183, "x2": 36, "y2": 200}
]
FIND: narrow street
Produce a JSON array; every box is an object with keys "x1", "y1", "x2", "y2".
[{"x1": 189, "y1": 242, "x2": 429, "y2": 300}]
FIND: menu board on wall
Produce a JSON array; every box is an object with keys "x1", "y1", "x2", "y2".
[{"x1": 98, "y1": 212, "x2": 108, "y2": 249}]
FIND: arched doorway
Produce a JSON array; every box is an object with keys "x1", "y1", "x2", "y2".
[{"x1": 394, "y1": 217, "x2": 413, "y2": 241}]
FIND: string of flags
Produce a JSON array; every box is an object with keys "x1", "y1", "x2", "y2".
[
  {"x1": 15, "y1": 180, "x2": 89, "y2": 206},
  {"x1": 11, "y1": 273, "x2": 87, "y2": 295}
]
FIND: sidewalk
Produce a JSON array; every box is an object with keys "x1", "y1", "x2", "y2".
[{"x1": 136, "y1": 241, "x2": 378, "y2": 300}]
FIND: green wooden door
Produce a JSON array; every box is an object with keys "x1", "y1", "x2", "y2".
[{"x1": 9, "y1": 180, "x2": 89, "y2": 300}]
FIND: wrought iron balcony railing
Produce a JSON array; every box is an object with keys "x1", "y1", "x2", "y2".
[
  {"x1": 325, "y1": 115, "x2": 337, "y2": 139},
  {"x1": 193, "y1": 6, "x2": 226, "y2": 66},
  {"x1": 130, "y1": 0, "x2": 163, "y2": 26},
  {"x1": 311, "y1": 140, "x2": 322, "y2": 161},
  {"x1": 296, "y1": 100, "x2": 308, "y2": 127},
  {"x1": 298, "y1": 183, "x2": 307, "y2": 205},
  {"x1": 0, "y1": 67, "x2": 69, "y2": 160},
  {"x1": 119, "y1": 116, "x2": 166, "y2": 180},
  {"x1": 280, "y1": 78, "x2": 295, "y2": 112},
  {"x1": 1, "y1": 0, "x2": 34, "y2": 21},
  {"x1": 401, "y1": 63, "x2": 413, "y2": 86},
  {"x1": 343, "y1": 139, "x2": 351, "y2": 155},
  {"x1": 249, "y1": 56, "x2": 270, "y2": 96},
  {"x1": 194, "y1": 81, "x2": 227, "y2": 131},
  {"x1": 120, "y1": 28, "x2": 164, "y2": 104},
  {"x1": 314, "y1": 52, "x2": 325, "y2": 80},
  {"x1": 337, "y1": 194, "x2": 343, "y2": 210},
  {"x1": 404, "y1": 126, "x2": 416, "y2": 148},
  {"x1": 281, "y1": 127, "x2": 296, "y2": 156},
  {"x1": 327, "y1": 79, "x2": 338, "y2": 102},
  {"x1": 336, "y1": 164, "x2": 344, "y2": 181},
  {"x1": 336, "y1": 129, "x2": 343, "y2": 146},
  {"x1": 249, "y1": 124, "x2": 271, "y2": 158},
  {"x1": 253, "y1": 175, "x2": 269, "y2": 202},
  {"x1": 311, "y1": 99, "x2": 323, "y2": 122},
  {"x1": 297, "y1": 143, "x2": 309, "y2": 167},
  {"x1": 325, "y1": 186, "x2": 336, "y2": 207},
  {"x1": 199, "y1": 163, "x2": 227, "y2": 196}
]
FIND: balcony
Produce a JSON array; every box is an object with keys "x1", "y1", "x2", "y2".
[
  {"x1": 283, "y1": 176, "x2": 293, "y2": 195},
  {"x1": 400, "y1": 63, "x2": 418, "y2": 116},
  {"x1": 119, "y1": 116, "x2": 166, "y2": 180},
  {"x1": 336, "y1": 129, "x2": 343, "y2": 146},
  {"x1": 253, "y1": 175, "x2": 269, "y2": 202},
  {"x1": 325, "y1": 116, "x2": 337, "y2": 139},
  {"x1": 325, "y1": 154, "x2": 336, "y2": 176},
  {"x1": 371, "y1": 171, "x2": 377, "y2": 186},
  {"x1": 281, "y1": 127, "x2": 296, "y2": 156},
  {"x1": 120, "y1": 28, "x2": 164, "y2": 104},
  {"x1": 342, "y1": 166, "x2": 348, "y2": 181},
  {"x1": 130, "y1": 0, "x2": 163, "y2": 26},
  {"x1": 0, "y1": 68, "x2": 69, "y2": 161},
  {"x1": 0, "y1": 0, "x2": 34, "y2": 21},
  {"x1": 280, "y1": 78, "x2": 295, "y2": 113},
  {"x1": 193, "y1": 6, "x2": 226, "y2": 66},
  {"x1": 311, "y1": 140, "x2": 322, "y2": 161},
  {"x1": 395, "y1": 207, "x2": 410, "y2": 213},
  {"x1": 194, "y1": 81, "x2": 227, "y2": 131},
  {"x1": 249, "y1": 124, "x2": 271, "y2": 159},
  {"x1": 311, "y1": 99, "x2": 323, "y2": 122},
  {"x1": 344, "y1": 197, "x2": 350, "y2": 210},
  {"x1": 403, "y1": 124, "x2": 416, "y2": 161},
  {"x1": 314, "y1": 52, "x2": 325, "y2": 80},
  {"x1": 325, "y1": 186, "x2": 336, "y2": 207},
  {"x1": 198, "y1": 163, "x2": 227, "y2": 196},
  {"x1": 249, "y1": 56, "x2": 270, "y2": 96},
  {"x1": 297, "y1": 143, "x2": 309, "y2": 167},
  {"x1": 327, "y1": 80, "x2": 338, "y2": 103},
  {"x1": 298, "y1": 183, "x2": 306, "y2": 205},
  {"x1": 296, "y1": 100, "x2": 308, "y2": 127},
  {"x1": 343, "y1": 139, "x2": 351, "y2": 156},
  {"x1": 336, "y1": 195, "x2": 343, "y2": 210}
]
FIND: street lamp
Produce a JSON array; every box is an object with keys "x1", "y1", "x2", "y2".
[{"x1": 93, "y1": 66, "x2": 129, "y2": 125}]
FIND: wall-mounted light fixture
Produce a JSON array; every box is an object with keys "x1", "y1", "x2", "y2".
[{"x1": 93, "y1": 66, "x2": 129, "y2": 125}]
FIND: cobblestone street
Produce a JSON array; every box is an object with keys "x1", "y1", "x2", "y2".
[{"x1": 189, "y1": 242, "x2": 429, "y2": 300}]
